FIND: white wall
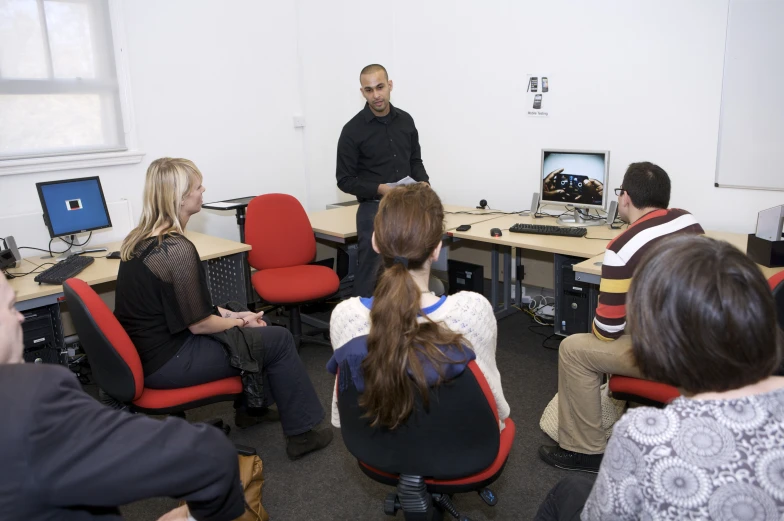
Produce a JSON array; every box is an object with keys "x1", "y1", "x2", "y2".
[
  {"x1": 0, "y1": 0, "x2": 307, "y2": 252},
  {"x1": 2, "y1": 0, "x2": 782, "y2": 251},
  {"x1": 299, "y1": 0, "x2": 784, "y2": 233}
]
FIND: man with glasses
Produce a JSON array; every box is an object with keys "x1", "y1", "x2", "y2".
[{"x1": 538, "y1": 162, "x2": 704, "y2": 473}]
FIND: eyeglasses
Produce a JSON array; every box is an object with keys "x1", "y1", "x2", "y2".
[{"x1": 614, "y1": 188, "x2": 626, "y2": 196}]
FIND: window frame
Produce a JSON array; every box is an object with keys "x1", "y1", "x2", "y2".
[{"x1": 0, "y1": 0, "x2": 144, "y2": 176}]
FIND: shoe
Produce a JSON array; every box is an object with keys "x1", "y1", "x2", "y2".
[
  {"x1": 538, "y1": 445, "x2": 603, "y2": 473},
  {"x1": 234, "y1": 407, "x2": 281, "y2": 429},
  {"x1": 286, "y1": 428, "x2": 334, "y2": 460}
]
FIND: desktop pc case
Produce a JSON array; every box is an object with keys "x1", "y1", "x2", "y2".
[
  {"x1": 554, "y1": 255, "x2": 599, "y2": 336},
  {"x1": 447, "y1": 259, "x2": 484, "y2": 295},
  {"x1": 336, "y1": 243, "x2": 359, "y2": 297},
  {"x1": 22, "y1": 306, "x2": 65, "y2": 365}
]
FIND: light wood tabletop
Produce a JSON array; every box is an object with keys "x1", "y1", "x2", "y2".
[
  {"x1": 10, "y1": 231, "x2": 250, "y2": 304},
  {"x1": 307, "y1": 203, "x2": 500, "y2": 241},
  {"x1": 448, "y1": 214, "x2": 624, "y2": 258},
  {"x1": 573, "y1": 230, "x2": 784, "y2": 279}
]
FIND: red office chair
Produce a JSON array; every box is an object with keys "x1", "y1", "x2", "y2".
[
  {"x1": 63, "y1": 278, "x2": 243, "y2": 415},
  {"x1": 608, "y1": 375, "x2": 680, "y2": 407},
  {"x1": 610, "y1": 271, "x2": 784, "y2": 405},
  {"x1": 245, "y1": 194, "x2": 340, "y2": 348},
  {"x1": 337, "y1": 355, "x2": 515, "y2": 521}
]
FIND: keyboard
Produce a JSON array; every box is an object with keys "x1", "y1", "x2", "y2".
[
  {"x1": 34, "y1": 255, "x2": 95, "y2": 285},
  {"x1": 509, "y1": 223, "x2": 588, "y2": 237}
]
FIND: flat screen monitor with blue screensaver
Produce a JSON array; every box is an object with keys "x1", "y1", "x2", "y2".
[{"x1": 36, "y1": 176, "x2": 112, "y2": 239}]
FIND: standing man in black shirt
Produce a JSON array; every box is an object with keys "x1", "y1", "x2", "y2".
[{"x1": 336, "y1": 64, "x2": 430, "y2": 297}]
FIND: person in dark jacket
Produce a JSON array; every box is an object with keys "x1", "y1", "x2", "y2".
[
  {"x1": 114, "y1": 157, "x2": 331, "y2": 460},
  {"x1": 0, "y1": 272, "x2": 243, "y2": 520}
]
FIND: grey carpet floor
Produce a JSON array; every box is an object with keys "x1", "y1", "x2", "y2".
[{"x1": 116, "y1": 309, "x2": 575, "y2": 521}]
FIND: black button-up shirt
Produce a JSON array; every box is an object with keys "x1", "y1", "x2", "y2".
[{"x1": 336, "y1": 103, "x2": 429, "y2": 201}]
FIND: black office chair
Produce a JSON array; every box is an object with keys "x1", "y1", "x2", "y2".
[{"x1": 336, "y1": 347, "x2": 515, "y2": 521}]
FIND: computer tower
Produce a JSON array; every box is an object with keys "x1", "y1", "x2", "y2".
[
  {"x1": 336, "y1": 243, "x2": 359, "y2": 297},
  {"x1": 447, "y1": 259, "x2": 484, "y2": 295},
  {"x1": 554, "y1": 255, "x2": 600, "y2": 336},
  {"x1": 22, "y1": 305, "x2": 65, "y2": 364}
]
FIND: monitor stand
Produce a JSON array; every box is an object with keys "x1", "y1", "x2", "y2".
[
  {"x1": 41, "y1": 247, "x2": 108, "y2": 261},
  {"x1": 40, "y1": 235, "x2": 108, "y2": 260},
  {"x1": 557, "y1": 209, "x2": 605, "y2": 227}
]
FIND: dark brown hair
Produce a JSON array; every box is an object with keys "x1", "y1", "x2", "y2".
[
  {"x1": 622, "y1": 162, "x2": 670, "y2": 210},
  {"x1": 627, "y1": 234, "x2": 782, "y2": 394},
  {"x1": 361, "y1": 183, "x2": 468, "y2": 429}
]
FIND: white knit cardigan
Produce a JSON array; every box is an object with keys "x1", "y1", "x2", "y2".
[{"x1": 328, "y1": 291, "x2": 510, "y2": 430}]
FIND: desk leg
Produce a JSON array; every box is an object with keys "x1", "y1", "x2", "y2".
[
  {"x1": 516, "y1": 248, "x2": 523, "y2": 308},
  {"x1": 491, "y1": 247, "x2": 499, "y2": 310},
  {"x1": 491, "y1": 244, "x2": 517, "y2": 319},
  {"x1": 503, "y1": 246, "x2": 512, "y2": 311},
  {"x1": 235, "y1": 207, "x2": 258, "y2": 308}
]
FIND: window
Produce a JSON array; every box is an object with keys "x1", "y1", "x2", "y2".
[{"x1": 0, "y1": 0, "x2": 143, "y2": 175}]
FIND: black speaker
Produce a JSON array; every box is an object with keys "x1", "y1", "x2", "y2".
[{"x1": 447, "y1": 259, "x2": 484, "y2": 295}]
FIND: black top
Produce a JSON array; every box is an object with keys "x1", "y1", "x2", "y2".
[
  {"x1": 0, "y1": 364, "x2": 244, "y2": 520},
  {"x1": 115, "y1": 234, "x2": 214, "y2": 376},
  {"x1": 336, "y1": 103, "x2": 429, "y2": 201}
]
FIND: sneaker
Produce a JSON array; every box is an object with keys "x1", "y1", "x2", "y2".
[
  {"x1": 234, "y1": 407, "x2": 280, "y2": 429},
  {"x1": 286, "y1": 428, "x2": 334, "y2": 460},
  {"x1": 538, "y1": 445, "x2": 603, "y2": 473}
]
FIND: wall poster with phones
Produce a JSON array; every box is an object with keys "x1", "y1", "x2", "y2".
[{"x1": 526, "y1": 74, "x2": 550, "y2": 117}]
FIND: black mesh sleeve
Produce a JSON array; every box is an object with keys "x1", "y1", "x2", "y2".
[{"x1": 144, "y1": 235, "x2": 214, "y2": 333}]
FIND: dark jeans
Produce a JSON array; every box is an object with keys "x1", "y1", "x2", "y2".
[
  {"x1": 354, "y1": 200, "x2": 380, "y2": 297},
  {"x1": 534, "y1": 475, "x2": 596, "y2": 521},
  {"x1": 146, "y1": 326, "x2": 324, "y2": 436}
]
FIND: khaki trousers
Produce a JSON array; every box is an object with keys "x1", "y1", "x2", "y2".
[{"x1": 557, "y1": 333, "x2": 642, "y2": 454}]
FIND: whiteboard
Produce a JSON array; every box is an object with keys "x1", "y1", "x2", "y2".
[{"x1": 715, "y1": 0, "x2": 784, "y2": 191}]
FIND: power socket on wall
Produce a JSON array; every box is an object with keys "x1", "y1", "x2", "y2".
[{"x1": 510, "y1": 284, "x2": 533, "y2": 304}]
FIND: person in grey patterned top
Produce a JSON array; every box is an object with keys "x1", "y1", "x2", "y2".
[{"x1": 538, "y1": 235, "x2": 784, "y2": 520}]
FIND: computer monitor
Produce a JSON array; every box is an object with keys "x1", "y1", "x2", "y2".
[
  {"x1": 36, "y1": 176, "x2": 112, "y2": 253},
  {"x1": 539, "y1": 149, "x2": 610, "y2": 226}
]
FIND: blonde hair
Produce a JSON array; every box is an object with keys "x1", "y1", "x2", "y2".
[{"x1": 120, "y1": 158, "x2": 203, "y2": 261}]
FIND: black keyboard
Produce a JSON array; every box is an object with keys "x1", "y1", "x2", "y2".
[
  {"x1": 34, "y1": 255, "x2": 95, "y2": 285},
  {"x1": 509, "y1": 223, "x2": 588, "y2": 237}
]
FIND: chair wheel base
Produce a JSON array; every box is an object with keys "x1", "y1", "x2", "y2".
[
  {"x1": 384, "y1": 493, "x2": 400, "y2": 516},
  {"x1": 478, "y1": 487, "x2": 497, "y2": 506}
]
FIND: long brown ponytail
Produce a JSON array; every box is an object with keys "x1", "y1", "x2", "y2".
[{"x1": 360, "y1": 183, "x2": 468, "y2": 429}]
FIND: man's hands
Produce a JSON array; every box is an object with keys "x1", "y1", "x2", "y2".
[
  {"x1": 575, "y1": 179, "x2": 604, "y2": 202},
  {"x1": 543, "y1": 168, "x2": 565, "y2": 198},
  {"x1": 377, "y1": 184, "x2": 393, "y2": 196},
  {"x1": 156, "y1": 505, "x2": 189, "y2": 521},
  {"x1": 377, "y1": 181, "x2": 430, "y2": 197}
]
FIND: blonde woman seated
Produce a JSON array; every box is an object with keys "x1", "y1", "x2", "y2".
[
  {"x1": 114, "y1": 158, "x2": 331, "y2": 460},
  {"x1": 328, "y1": 183, "x2": 509, "y2": 429}
]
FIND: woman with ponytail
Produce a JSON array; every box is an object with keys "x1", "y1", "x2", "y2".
[{"x1": 328, "y1": 183, "x2": 509, "y2": 429}]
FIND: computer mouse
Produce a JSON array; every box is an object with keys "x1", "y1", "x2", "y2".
[
  {"x1": 490, "y1": 228, "x2": 502, "y2": 237},
  {"x1": 107, "y1": 251, "x2": 122, "y2": 260}
]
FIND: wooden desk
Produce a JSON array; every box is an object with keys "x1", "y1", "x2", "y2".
[
  {"x1": 449, "y1": 214, "x2": 621, "y2": 257},
  {"x1": 307, "y1": 203, "x2": 501, "y2": 243},
  {"x1": 573, "y1": 230, "x2": 784, "y2": 284},
  {"x1": 13, "y1": 231, "x2": 251, "y2": 309},
  {"x1": 448, "y1": 214, "x2": 624, "y2": 317}
]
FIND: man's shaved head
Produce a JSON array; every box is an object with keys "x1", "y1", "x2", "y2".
[{"x1": 360, "y1": 64, "x2": 388, "y2": 82}]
